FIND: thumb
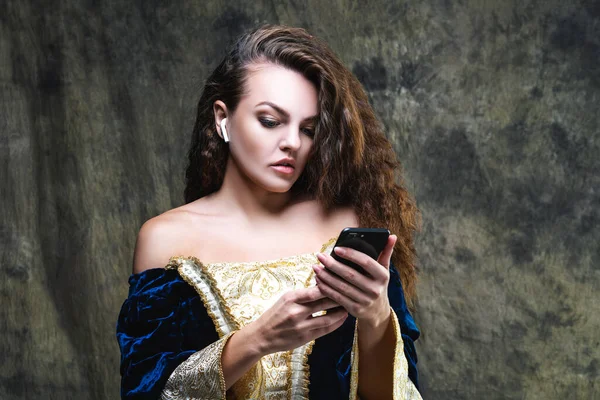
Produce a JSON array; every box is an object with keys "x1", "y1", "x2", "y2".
[{"x1": 377, "y1": 234, "x2": 397, "y2": 268}]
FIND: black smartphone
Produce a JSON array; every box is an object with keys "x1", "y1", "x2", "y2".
[{"x1": 330, "y1": 227, "x2": 390, "y2": 275}]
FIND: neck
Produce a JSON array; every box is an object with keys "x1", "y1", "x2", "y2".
[{"x1": 213, "y1": 157, "x2": 297, "y2": 223}]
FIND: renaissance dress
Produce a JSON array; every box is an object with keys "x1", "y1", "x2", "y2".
[{"x1": 116, "y1": 237, "x2": 422, "y2": 399}]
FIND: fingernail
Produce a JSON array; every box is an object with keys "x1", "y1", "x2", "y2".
[{"x1": 334, "y1": 247, "x2": 345, "y2": 255}]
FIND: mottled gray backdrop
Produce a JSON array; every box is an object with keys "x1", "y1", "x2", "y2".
[{"x1": 1, "y1": 0, "x2": 598, "y2": 399}]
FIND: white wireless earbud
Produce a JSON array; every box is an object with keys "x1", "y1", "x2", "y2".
[{"x1": 220, "y1": 118, "x2": 230, "y2": 143}]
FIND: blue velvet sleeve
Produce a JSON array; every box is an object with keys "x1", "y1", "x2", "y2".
[
  {"x1": 116, "y1": 268, "x2": 219, "y2": 400},
  {"x1": 388, "y1": 263, "x2": 420, "y2": 389},
  {"x1": 309, "y1": 262, "x2": 420, "y2": 399}
]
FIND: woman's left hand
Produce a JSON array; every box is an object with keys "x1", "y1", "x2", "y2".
[{"x1": 312, "y1": 234, "x2": 397, "y2": 326}]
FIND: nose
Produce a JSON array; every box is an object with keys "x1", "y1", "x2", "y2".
[{"x1": 279, "y1": 125, "x2": 302, "y2": 152}]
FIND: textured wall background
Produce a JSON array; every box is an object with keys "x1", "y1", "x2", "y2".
[{"x1": 1, "y1": 0, "x2": 598, "y2": 399}]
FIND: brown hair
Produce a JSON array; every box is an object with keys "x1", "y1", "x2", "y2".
[{"x1": 184, "y1": 24, "x2": 421, "y2": 306}]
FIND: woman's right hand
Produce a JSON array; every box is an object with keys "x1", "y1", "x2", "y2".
[
  {"x1": 221, "y1": 286, "x2": 348, "y2": 389},
  {"x1": 246, "y1": 286, "x2": 349, "y2": 355}
]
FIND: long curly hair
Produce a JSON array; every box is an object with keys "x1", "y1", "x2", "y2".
[{"x1": 184, "y1": 25, "x2": 421, "y2": 306}]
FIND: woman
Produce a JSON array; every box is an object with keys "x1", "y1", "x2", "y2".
[{"x1": 117, "y1": 24, "x2": 422, "y2": 400}]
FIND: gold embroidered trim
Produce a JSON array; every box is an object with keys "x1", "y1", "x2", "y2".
[
  {"x1": 284, "y1": 267, "x2": 319, "y2": 399},
  {"x1": 167, "y1": 256, "x2": 239, "y2": 336},
  {"x1": 285, "y1": 350, "x2": 293, "y2": 396},
  {"x1": 390, "y1": 311, "x2": 422, "y2": 399},
  {"x1": 160, "y1": 331, "x2": 235, "y2": 400},
  {"x1": 320, "y1": 236, "x2": 338, "y2": 253},
  {"x1": 285, "y1": 339, "x2": 316, "y2": 399},
  {"x1": 349, "y1": 319, "x2": 360, "y2": 400}
]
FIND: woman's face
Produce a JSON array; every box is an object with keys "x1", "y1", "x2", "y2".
[{"x1": 220, "y1": 63, "x2": 318, "y2": 194}]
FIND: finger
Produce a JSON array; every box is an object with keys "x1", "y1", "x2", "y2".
[
  {"x1": 321, "y1": 249, "x2": 386, "y2": 281},
  {"x1": 291, "y1": 285, "x2": 328, "y2": 304},
  {"x1": 313, "y1": 264, "x2": 369, "y2": 304},
  {"x1": 377, "y1": 234, "x2": 398, "y2": 269},
  {"x1": 301, "y1": 297, "x2": 341, "y2": 315},
  {"x1": 315, "y1": 255, "x2": 372, "y2": 291},
  {"x1": 315, "y1": 275, "x2": 357, "y2": 315},
  {"x1": 310, "y1": 312, "x2": 348, "y2": 338},
  {"x1": 306, "y1": 306, "x2": 348, "y2": 332}
]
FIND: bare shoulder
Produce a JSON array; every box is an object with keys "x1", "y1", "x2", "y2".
[{"x1": 132, "y1": 204, "x2": 210, "y2": 274}]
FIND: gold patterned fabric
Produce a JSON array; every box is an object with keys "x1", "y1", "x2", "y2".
[
  {"x1": 348, "y1": 310, "x2": 423, "y2": 400},
  {"x1": 162, "y1": 239, "x2": 336, "y2": 400}
]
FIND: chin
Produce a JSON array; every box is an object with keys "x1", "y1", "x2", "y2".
[
  {"x1": 261, "y1": 178, "x2": 297, "y2": 193},
  {"x1": 266, "y1": 184, "x2": 294, "y2": 193}
]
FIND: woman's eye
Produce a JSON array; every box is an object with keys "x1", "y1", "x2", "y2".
[
  {"x1": 301, "y1": 128, "x2": 315, "y2": 137},
  {"x1": 259, "y1": 118, "x2": 279, "y2": 128}
]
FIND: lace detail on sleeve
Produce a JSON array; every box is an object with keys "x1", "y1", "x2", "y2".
[
  {"x1": 349, "y1": 310, "x2": 423, "y2": 400},
  {"x1": 160, "y1": 332, "x2": 235, "y2": 400}
]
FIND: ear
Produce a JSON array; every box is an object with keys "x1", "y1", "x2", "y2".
[{"x1": 213, "y1": 100, "x2": 228, "y2": 140}]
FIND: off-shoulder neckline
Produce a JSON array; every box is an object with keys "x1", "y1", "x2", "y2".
[{"x1": 167, "y1": 236, "x2": 338, "y2": 268}]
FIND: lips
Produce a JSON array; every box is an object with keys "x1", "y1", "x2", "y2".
[
  {"x1": 271, "y1": 158, "x2": 296, "y2": 168},
  {"x1": 270, "y1": 158, "x2": 296, "y2": 175}
]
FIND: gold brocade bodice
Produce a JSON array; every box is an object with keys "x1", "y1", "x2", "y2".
[{"x1": 165, "y1": 238, "x2": 337, "y2": 400}]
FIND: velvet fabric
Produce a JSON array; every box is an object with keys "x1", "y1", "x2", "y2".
[{"x1": 116, "y1": 262, "x2": 419, "y2": 399}]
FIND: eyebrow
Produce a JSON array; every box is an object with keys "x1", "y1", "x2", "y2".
[{"x1": 255, "y1": 101, "x2": 318, "y2": 123}]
